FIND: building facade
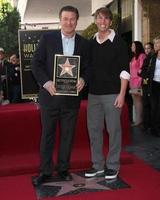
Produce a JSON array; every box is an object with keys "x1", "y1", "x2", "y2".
[
  {"x1": 141, "y1": 0, "x2": 160, "y2": 44},
  {"x1": 12, "y1": 0, "x2": 160, "y2": 44},
  {"x1": 92, "y1": 0, "x2": 160, "y2": 45}
]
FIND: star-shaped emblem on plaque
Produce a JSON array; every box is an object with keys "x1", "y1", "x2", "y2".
[
  {"x1": 43, "y1": 173, "x2": 107, "y2": 196},
  {"x1": 33, "y1": 171, "x2": 130, "y2": 199},
  {"x1": 59, "y1": 58, "x2": 76, "y2": 77}
]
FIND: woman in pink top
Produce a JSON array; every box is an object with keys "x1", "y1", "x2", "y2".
[{"x1": 130, "y1": 41, "x2": 146, "y2": 126}]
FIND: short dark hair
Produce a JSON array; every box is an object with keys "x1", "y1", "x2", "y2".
[
  {"x1": 94, "y1": 7, "x2": 113, "y2": 20},
  {"x1": 59, "y1": 5, "x2": 79, "y2": 20},
  {"x1": 145, "y1": 42, "x2": 154, "y2": 49}
]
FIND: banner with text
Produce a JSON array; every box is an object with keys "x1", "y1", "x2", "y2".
[{"x1": 18, "y1": 29, "x2": 53, "y2": 99}]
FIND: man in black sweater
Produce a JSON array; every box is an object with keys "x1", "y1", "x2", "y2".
[{"x1": 85, "y1": 7, "x2": 130, "y2": 180}]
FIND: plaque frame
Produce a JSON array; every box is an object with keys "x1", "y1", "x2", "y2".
[{"x1": 53, "y1": 54, "x2": 80, "y2": 96}]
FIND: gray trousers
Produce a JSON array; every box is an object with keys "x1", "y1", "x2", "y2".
[{"x1": 87, "y1": 94, "x2": 122, "y2": 171}]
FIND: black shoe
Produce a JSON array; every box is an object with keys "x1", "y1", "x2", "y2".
[
  {"x1": 85, "y1": 168, "x2": 104, "y2": 177},
  {"x1": 151, "y1": 129, "x2": 160, "y2": 137},
  {"x1": 152, "y1": 132, "x2": 160, "y2": 137},
  {"x1": 58, "y1": 171, "x2": 72, "y2": 181},
  {"x1": 142, "y1": 127, "x2": 151, "y2": 133},
  {"x1": 105, "y1": 169, "x2": 118, "y2": 180},
  {"x1": 32, "y1": 174, "x2": 52, "y2": 186}
]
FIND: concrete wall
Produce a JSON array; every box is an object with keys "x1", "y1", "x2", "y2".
[
  {"x1": 91, "y1": 0, "x2": 113, "y2": 13},
  {"x1": 142, "y1": 0, "x2": 160, "y2": 44}
]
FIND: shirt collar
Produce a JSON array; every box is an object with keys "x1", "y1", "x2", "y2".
[
  {"x1": 61, "y1": 31, "x2": 75, "y2": 40},
  {"x1": 94, "y1": 29, "x2": 115, "y2": 44}
]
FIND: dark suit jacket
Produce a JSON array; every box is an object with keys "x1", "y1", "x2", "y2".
[
  {"x1": 0, "y1": 60, "x2": 12, "y2": 99},
  {"x1": 140, "y1": 53, "x2": 157, "y2": 95},
  {"x1": 0, "y1": 75, "x2": 2, "y2": 91},
  {"x1": 32, "y1": 30, "x2": 89, "y2": 108}
]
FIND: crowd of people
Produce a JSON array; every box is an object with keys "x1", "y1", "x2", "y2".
[
  {"x1": 0, "y1": 48, "x2": 21, "y2": 104},
  {"x1": 128, "y1": 38, "x2": 160, "y2": 137},
  {"x1": 0, "y1": 5, "x2": 160, "y2": 186}
]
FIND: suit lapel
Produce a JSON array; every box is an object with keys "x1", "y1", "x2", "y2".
[
  {"x1": 74, "y1": 34, "x2": 80, "y2": 55},
  {"x1": 55, "y1": 31, "x2": 63, "y2": 54}
]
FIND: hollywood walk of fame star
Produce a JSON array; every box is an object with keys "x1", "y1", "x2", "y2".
[
  {"x1": 59, "y1": 58, "x2": 76, "y2": 77},
  {"x1": 43, "y1": 173, "x2": 109, "y2": 197}
]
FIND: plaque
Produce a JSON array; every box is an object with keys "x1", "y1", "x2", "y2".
[
  {"x1": 53, "y1": 54, "x2": 80, "y2": 96},
  {"x1": 18, "y1": 29, "x2": 53, "y2": 99}
]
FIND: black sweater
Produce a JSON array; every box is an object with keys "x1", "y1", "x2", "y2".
[{"x1": 89, "y1": 34, "x2": 129, "y2": 95}]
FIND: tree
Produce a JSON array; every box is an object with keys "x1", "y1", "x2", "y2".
[{"x1": 0, "y1": 1, "x2": 21, "y2": 56}]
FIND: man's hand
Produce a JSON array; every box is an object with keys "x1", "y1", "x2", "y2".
[
  {"x1": 76, "y1": 78, "x2": 85, "y2": 92},
  {"x1": 43, "y1": 81, "x2": 56, "y2": 96},
  {"x1": 114, "y1": 94, "x2": 125, "y2": 108}
]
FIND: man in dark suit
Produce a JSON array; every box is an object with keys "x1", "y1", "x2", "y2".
[
  {"x1": 140, "y1": 36, "x2": 160, "y2": 137},
  {"x1": 0, "y1": 47, "x2": 12, "y2": 104},
  {"x1": 31, "y1": 5, "x2": 89, "y2": 186},
  {"x1": 0, "y1": 75, "x2": 3, "y2": 103}
]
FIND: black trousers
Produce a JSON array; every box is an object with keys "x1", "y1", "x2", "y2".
[
  {"x1": 150, "y1": 81, "x2": 160, "y2": 135},
  {"x1": 39, "y1": 105, "x2": 79, "y2": 175},
  {"x1": 142, "y1": 85, "x2": 151, "y2": 129}
]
